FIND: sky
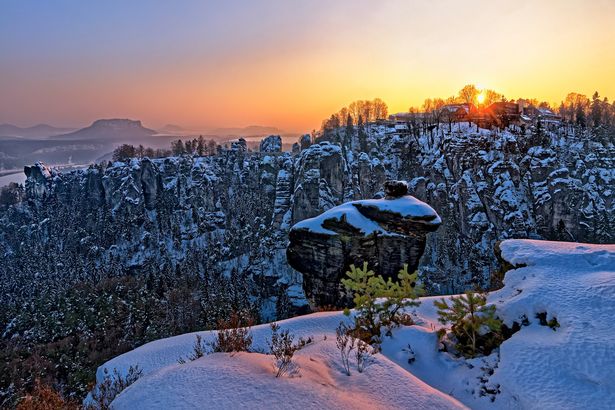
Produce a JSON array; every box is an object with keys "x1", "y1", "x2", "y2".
[{"x1": 1, "y1": 0, "x2": 614, "y2": 132}]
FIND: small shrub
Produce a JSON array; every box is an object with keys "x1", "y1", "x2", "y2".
[
  {"x1": 210, "y1": 311, "x2": 253, "y2": 354},
  {"x1": 402, "y1": 344, "x2": 416, "y2": 364},
  {"x1": 190, "y1": 334, "x2": 207, "y2": 359},
  {"x1": 178, "y1": 334, "x2": 208, "y2": 363},
  {"x1": 87, "y1": 365, "x2": 142, "y2": 410},
  {"x1": 313, "y1": 304, "x2": 340, "y2": 312},
  {"x1": 335, "y1": 322, "x2": 375, "y2": 375},
  {"x1": 396, "y1": 312, "x2": 415, "y2": 327},
  {"x1": 355, "y1": 339, "x2": 375, "y2": 373},
  {"x1": 547, "y1": 317, "x2": 560, "y2": 330},
  {"x1": 342, "y1": 262, "x2": 423, "y2": 345},
  {"x1": 16, "y1": 380, "x2": 79, "y2": 410},
  {"x1": 434, "y1": 291, "x2": 502, "y2": 358},
  {"x1": 336, "y1": 322, "x2": 356, "y2": 376},
  {"x1": 267, "y1": 323, "x2": 310, "y2": 377}
]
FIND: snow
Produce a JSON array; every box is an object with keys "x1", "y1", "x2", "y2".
[
  {"x1": 390, "y1": 240, "x2": 615, "y2": 409},
  {"x1": 488, "y1": 240, "x2": 615, "y2": 409},
  {"x1": 111, "y1": 344, "x2": 464, "y2": 410},
  {"x1": 292, "y1": 202, "x2": 380, "y2": 235},
  {"x1": 358, "y1": 197, "x2": 441, "y2": 221},
  {"x1": 292, "y1": 195, "x2": 441, "y2": 235},
  {"x1": 95, "y1": 240, "x2": 615, "y2": 409},
  {"x1": 97, "y1": 312, "x2": 464, "y2": 409}
]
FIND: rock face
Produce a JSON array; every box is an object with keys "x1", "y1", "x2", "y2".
[
  {"x1": 1, "y1": 123, "x2": 612, "y2": 321},
  {"x1": 287, "y1": 182, "x2": 441, "y2": 307},
  {"x1": 383, "y1": 180, "x2": 409, "y2": 199},
  {"x1": 291, "y1": 141, "x2": 349, "y2": 224},
  {"x1": 23, "y1": 162, "x2": 55, "y2": 199},
  {"x1": 259, "y1": 135, "x2": 282, "y2": 153},
  {"x1": 5, "y1": 147, "x2": 312, "y2": 322}
]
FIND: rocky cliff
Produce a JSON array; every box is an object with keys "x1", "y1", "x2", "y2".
[{"x1": 1, "y1": 126, "x2": 613, "y2": 319}]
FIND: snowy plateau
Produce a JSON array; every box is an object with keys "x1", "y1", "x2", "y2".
[{"x1": 96, "y1": 240, "x2": 615, "y2": 409}]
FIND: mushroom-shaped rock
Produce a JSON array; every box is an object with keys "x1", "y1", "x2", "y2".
[{"x1": 287, "y1": 185, "x2": 441, "y2": 308}]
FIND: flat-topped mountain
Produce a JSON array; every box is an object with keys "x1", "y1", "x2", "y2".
[
  {"x1": 0, "y1": 119, "x2": 161, "y2": 170},
  {"x1": 53, "y1": 119, "x2": 156, "y2": 141},
  {"x1": 158, "y1": 124, "x2": 186, "y2": 134}
]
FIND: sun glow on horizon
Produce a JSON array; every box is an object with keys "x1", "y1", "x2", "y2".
[
  {"x1": 476, "y1": 91, "x2": 486, "y2": 105},
  {"x1": 1, "y1": 0, "x2": 614, "y2": 131}
]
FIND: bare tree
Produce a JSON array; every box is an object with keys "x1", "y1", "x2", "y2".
[{"x1": 458, "y1": 84, "x2": 479, "y2": 105}]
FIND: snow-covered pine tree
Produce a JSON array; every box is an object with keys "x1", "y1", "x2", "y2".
[{"x1": 434, "y1": 291, "x2": 502, "y2": 358}]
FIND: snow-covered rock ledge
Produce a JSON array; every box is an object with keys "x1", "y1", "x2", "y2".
[
  {"x1": 486, "y1": 240, "x2": 615, "y2": 409},
  {"x1": 92, "y1": 240, "x2": 615, "y2": 409}
]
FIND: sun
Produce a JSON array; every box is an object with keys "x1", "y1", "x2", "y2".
[{"x1": 476, "y1": 91, "x2": 486, "y2": 104}]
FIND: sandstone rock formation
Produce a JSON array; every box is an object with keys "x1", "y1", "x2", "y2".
[
  {"x1": 287, "y1": 181, "x2": 441, "y2": 307},
  {"x1": 1, "y1": 124, "x2": 612, "y2": 324},
  {"x1": 259, "y1": 135, "x2": 282, "y2": 153},
  {"x1": 299, "y1": 134, "x2": 312, "y2": 150},
  {"x1": 23, "y1": 162, "x2": 55, "y2": 199}
]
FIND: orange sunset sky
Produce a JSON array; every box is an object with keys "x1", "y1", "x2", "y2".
[{"x1": 1, "y1": 0, "x2": 614, "y2": 132}]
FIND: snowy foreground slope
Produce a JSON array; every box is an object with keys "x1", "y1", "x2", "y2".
[
  {"x1": 100, "y1": 312, "x2": 464, "y2": 410},
  {"x1": 97, "y1": 240, "x2": 615, "y2": 409}
]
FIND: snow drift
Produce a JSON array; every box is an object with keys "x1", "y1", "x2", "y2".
[{"x1": 94, "y1": 240, "x2": 615, "y2": 409}]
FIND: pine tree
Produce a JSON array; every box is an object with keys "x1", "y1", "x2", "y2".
[
  {"x1": 357, "y1": 115, "x2": 368, "y2": 153},
  {"x1": 342, "y1": 262, "x2": 423, "y2": 344},
  {"x1": 434, "y1": 291, "x2": 502, "y2": 358},
  {"x1": 344, "y1": 114, "x2": 354, "y2": 150},
  {"x1": 576, "y1": 105, "x2": 587, "y2": 128},
  {"x1": 591, "y1": 91, "x2": 602, "y2": 128},
  {"x1": 197, "y1": 135, "x2": 205, "y2": 156},
  {"x1": 171, "y1": 139, "x2": 185, "y2": 156}
]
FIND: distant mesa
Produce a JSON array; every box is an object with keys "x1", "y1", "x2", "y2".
[
  {"x1": 0, "y1": 120, "x2": 155, "y2": 142},
  {"x1": 52, "y1": 119, "x2": 156, "y2": 141},
  {"x1": 0, "y1": 119, "x2": 163, "y2": 170}
]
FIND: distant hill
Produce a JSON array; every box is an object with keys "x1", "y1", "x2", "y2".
[
  {"x1": 53, "y1": 119, "x2": 156, "y2": 142},
  {"x1": 0, "y1": 119, "x2": 166, "y2": 170},
  {"x1": 0, "y1": 119, "x2": 299, "y2": 170},
  {"x1": 0, "y1": 123, "x2": 76, "y2": 139},
  {"x1": 158, "y1": 124, "x2": 186, "y2": 134}
]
